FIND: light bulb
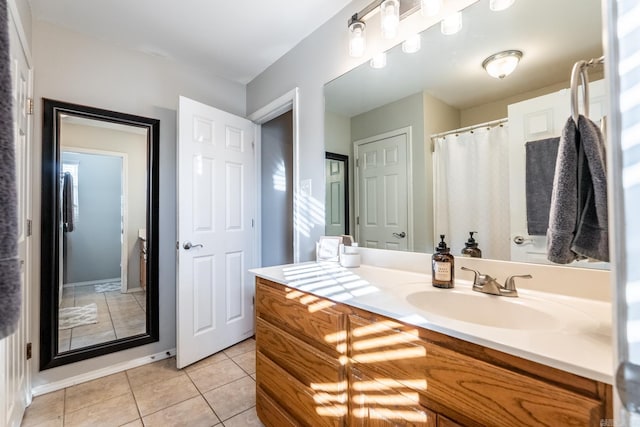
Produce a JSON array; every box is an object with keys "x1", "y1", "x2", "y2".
[
  {"x1": 421, "y1": 0, "x2": 443, "y2": 17},
  {"x1": 348, "y1": 20, "x2": 366, "y2": 58},
  {"x1": 402, "y1": 34, "x2": 421, "y2": 54},
  {"x1": 490, "y1": 0, "x2": 515, "y2": 11},
  {"x1": 380, "y1": 0, "x2": 400, "y2": 39},
  {"x1": 370, "y1": 52, "x2": 387, "y2": 69},
  {"x1": 441, "y1": 12, "x2": 462, "y2": 35}
]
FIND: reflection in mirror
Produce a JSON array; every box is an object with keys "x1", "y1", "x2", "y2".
[
  {"x1": 325, "y1": 152, "x2": 349, "y2": 236},
  {"x1": 41, "y1": 99, "x2": 160, "y2": 369},
  {"x1": 324, "y1": 0, "x2": 607, "y2": 268}
]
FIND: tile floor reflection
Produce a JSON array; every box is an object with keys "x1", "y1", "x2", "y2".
[{"x1": 23, "y1": 339, "x2": 262, "y2": 427}]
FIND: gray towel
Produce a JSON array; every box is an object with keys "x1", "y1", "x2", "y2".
[
  {"x1": 63, "y1": 172, "x2": 74, "y2": 232},
  {"x1": 547, "y1": 115, "x2": 609, "y2": 263},
  {"x1": 525, "y1": 137, "x2": 559, "y2": 235},
  {"x1": 0, "y1": 0, "x2": 21, "y2": 339}
]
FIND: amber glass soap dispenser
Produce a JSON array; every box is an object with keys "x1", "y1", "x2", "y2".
[
  {"x1": 432, "y1": 235, "x2": 455, "y2": 288},
  {"x1": 461, "y1": 231, "x2": 482, "y2": 258}
]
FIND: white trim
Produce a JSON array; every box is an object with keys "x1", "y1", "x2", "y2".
[
  {"x1": 7, "y1": 0, "x2": 33, "y2": 68},
  {"x1": 63, "y1": 147, "x2": 130, "y2": 292},
  {"x1": 63, "y1": 277, "x2": 121, "y2": 288},
  {"x1": 31, "y1": 349, "x2": 177, "y2": 396},
  {"x1": 353, "y1": 126, "x2": 415, "y2": 251},
  {"x1": 248, "y1": 88, "x2": 301, "y2": 263}
]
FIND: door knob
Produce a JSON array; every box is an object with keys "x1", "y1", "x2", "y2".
[
  {"x1": 183, "y1": 241, "x2": 204, "y2": 250},
  {"x1": 392, "y1": 232, "x2": 407, "y2": 239},
  {"x1": 513, "y1": 235, "x2": 533, "y2": 245}
]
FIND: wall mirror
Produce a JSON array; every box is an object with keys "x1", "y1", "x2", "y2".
[
  {"x1": 325, "y1": 152, "x2": 350, "y2": 237},
  {"x1": 324, "y1": 0, "x2": 608, "y2": 268},
  {"x1": 41, "y1": 99, "x2": 160, "y2": 370}
]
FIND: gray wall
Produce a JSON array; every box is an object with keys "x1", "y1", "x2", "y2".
[
  {"x1": 62, "y1": 152, "x2": 121, "y2": 283},
  {"x1": 261, "y1": 111, "x2": 294, "y2": 267},
  {"x1": 32, "y1": 20, "x2": 246, "y2": 388}
]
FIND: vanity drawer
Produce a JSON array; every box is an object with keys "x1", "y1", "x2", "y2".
[
  {"x1": 256, "y1": 278, "x2": 346, "y2": 355},
  {"x1": 257, "y1": 351, "x2": 345, "y2": 427},
  {"x1": 349, "y1": 314, "x2": 604, "y2": 427},
  {"x1": 256, "y1": 386, "x2": 300, "y2": 427},
  {"x1": 256, "y1": 317, "x2": 343, "y2": 386}
]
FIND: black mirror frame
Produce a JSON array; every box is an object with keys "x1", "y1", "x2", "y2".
[
  {"x1": 325, "y1": 152, "x2": 350, "y2": 235},
  {"x1": 40, "y1": 98, "x2": 160, "y2": 370}
]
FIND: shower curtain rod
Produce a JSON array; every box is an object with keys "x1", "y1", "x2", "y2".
[{"x1": 430, "y1": 118, "x2": 508, "y2": 140}]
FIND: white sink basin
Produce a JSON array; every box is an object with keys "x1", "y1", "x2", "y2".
[{"x1": 405, "y1": 290, "x2": 561, "y2": 330}]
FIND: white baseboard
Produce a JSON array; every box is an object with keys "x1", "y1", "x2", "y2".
[
  {"x1": 31, "y1": 348, "x2": 176, "y2": 397},
  {"x1": 64, "y1": 277, "x2": 120, "y2": 288}
]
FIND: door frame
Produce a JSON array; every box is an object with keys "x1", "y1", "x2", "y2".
[
  {"x1": 248, "y1": 88, "x2": 300, "y2": 264},
  {"x1": 353, "y1": 126, "x2": 414, "y2": 251},
  {"x1": 61, "y1": 147, "x2": 129, "y2": 292}
]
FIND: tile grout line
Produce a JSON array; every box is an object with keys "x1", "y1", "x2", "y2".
[{"x1": 124, "y1": 368, "x2": 144, "y2": 426}]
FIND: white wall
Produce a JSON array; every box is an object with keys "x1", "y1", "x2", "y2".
[
  {"x1": 247, "y1": 0, "x2": 476, "y2": 260},
  {"x1": 31, "y1": 21, "x2": 246, "y2": 389}
]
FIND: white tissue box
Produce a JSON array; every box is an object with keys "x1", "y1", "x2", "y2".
[{"x1": 340, "y1": 252, "x2": 361, "y2": 268}]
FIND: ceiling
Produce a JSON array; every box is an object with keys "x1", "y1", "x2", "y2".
[
  {"x1": 27, "y1": 0, "x2": 354, "y2": 84},
  {"x1": 325, "y1": 0, "x2": 603, "y2": 117}
]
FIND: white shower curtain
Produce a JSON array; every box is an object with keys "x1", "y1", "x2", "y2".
[{"x1": 433, "y1": 124, "x2": 511, "y2": 260}]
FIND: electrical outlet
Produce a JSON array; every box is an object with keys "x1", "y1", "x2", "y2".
[{"x1": 301, "y1": 179, "x2": 312, "y2": 196}]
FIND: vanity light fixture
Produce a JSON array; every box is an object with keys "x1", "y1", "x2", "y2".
[
  {"x1": 482, "y1": 50, "x2": 523, "y2": 79},
  {"x1": 421, "y1": 0, "x2": 443, "y2": 17},
  {"x1": 370, "y1": 52, "x2": 388, "y2": 68},
  {"x1": 441, "y1": 11, "x2": 462, "y2": 35},
  {"x1": 402, "y1": 34, "x2": 421, "y2": 53},
  {"x1": 380, "y1": 0, "x2": 400, "y2": 39},
  {"x1": 348, "y1": 17, "x2": 366, "y2": 58},
  {"x1": 489, "y1": 0, "x2": 515, "y2": 11}
]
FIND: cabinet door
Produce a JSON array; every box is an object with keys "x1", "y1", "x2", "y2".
[
  {"x1": 349, "y1": 366, "x2": 436, "y2": 427},
  {"x1": 437, "y1": 415, "x2": 464, "y2": 427}
]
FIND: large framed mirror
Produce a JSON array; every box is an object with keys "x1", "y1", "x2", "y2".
[
  {"x1": 40, "y1": 99, "x2": 160, "y2": 370},
  {"x1": 324, "y1": 0, "x2": 607, "y2": 269}
]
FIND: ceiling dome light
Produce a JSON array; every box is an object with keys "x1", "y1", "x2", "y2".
[
  {"x1": 441, "y1": 12, "x2": 462, "y2": 35},
  {"x1": 421, "y1": 0, "x2": 443, "y2": 17},
  {"x1": 348, "y1": 18, "x2": 366, "y2": 58},
  {"x1": 482, "y1": 50, "x2": 523, "y2": 79},
  {"x1": 402, "y1": 34, "x2": 421, "y2": 53},
  {"x1": 370, "y1": 52, "x2": 387, "y2": 69},
  {"x1": 380, "y1": 0, "x2": 400, "y2": 39},
  {"x1": 490, "y1": 0, "x2": 516, "y2": 11}
]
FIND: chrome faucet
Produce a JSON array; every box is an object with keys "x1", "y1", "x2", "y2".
[{"x1": 460, "y1": 267, "x2": 532, "y2": 297}]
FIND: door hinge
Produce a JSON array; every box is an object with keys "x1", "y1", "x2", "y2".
[
  {"x1": 26, "y1": 98, "x2": 34, "y2": 115},
  {"x1": 252, "y1": 141, "x2": 255, "y2": 150},
  {"x1": 26, "y1": 343, "x2": 32, "y2": 360},
  {"x1": 176, "y1": 241, "x2": 179, "y2": 250},
  {"x1": 252, "y1": 296, "x2": 255, "y2": 306},
  {"x1": 355, "y1": 158, "x2": 359, "y2": 168},
  {"x1": 356, "y1": 216, "x2": 360, "y2": 225},
  {"x1": 251, "y1": 219, "x2": 255, "y2": 228},
  {"x1": 26, "y1": 219, "x2": 32, "y2": 237}
]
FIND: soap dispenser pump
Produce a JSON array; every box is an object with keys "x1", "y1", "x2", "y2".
[
  {"x1": 461, "y1": 231, "x2": 482, "y2": 258},
  {"x1": 432, "y1": 235, "x2": 455, "y2": 288}
]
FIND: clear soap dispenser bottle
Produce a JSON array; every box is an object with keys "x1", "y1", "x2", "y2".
[
  {"x1": 461, "y1": 231, "x2": 482, "y2": 258},
  {"x1": 432, "y1": 235, "x2": 455, "y2": 288}
]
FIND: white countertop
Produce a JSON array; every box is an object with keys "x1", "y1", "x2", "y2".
[{"x1": 251, "y1": 262, "x2": 613, "y2": 384}]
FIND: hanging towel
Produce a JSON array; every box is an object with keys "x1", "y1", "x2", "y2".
[
  {"x1": 0, "y1": 0, "x2": 21, "y2": 339},
  {"x1": 547, "y1": 115, "x2": 609, "y2": 264},
  {"x1": 62, "y1": 172, "x2": 74, "y2": 232},
  {"x1": 525, "y1": 137, "x2": 559, "y2": 235}
]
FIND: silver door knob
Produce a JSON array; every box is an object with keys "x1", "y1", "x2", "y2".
[
  {"x1": 392, "y1": 232, "x2": 406, "y2": 239},
  {"x1": 183, "y1": 241, "x2": 203, "y2": 250},
  {"x1": 513, "y1": 235, "x2": 533, "y2": 245}
]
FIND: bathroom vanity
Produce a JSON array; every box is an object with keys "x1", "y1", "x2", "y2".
[{"x1": 252, "y1": 262, "x2": 612, "y2": 427}]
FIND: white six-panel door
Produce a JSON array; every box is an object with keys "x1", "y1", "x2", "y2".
[
  {"x1": 176, "y1": 96, "x2": 256, "y2": 369},
  {"x1": 354, "y1": 129, "x2": 411, "y2": 251},
  {"x1": 1, "y1": 3, "x2": 32, "y2": 426}
]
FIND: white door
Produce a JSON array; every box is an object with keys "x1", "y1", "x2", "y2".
[
  {"x1": 1, "y1": 5, "x2": 32, "y2": 427},
  {"x1": 325, "y1": 158, "x2": 346, "y2": 235},
  {"x1": 508, "y1": 79, "x2": 606, "y2": 266},
  {"x1": 354, "y1": 129, "x2": 411, "y2": 250},
  {"x1": 176, "y1": 96, "x2": 256, "y2": 368}
]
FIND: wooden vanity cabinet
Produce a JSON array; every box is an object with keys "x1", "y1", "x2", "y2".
[{"x1": 255, "y1": 278, "x2": 612, "y2": 427}]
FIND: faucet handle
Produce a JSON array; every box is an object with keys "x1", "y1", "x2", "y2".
[
  {"x1": 461, "y1": 266, "x2": 488, "y2": 286},
  {"x1": 504, "y1": 274, "x2": 532, "y2": 291}
]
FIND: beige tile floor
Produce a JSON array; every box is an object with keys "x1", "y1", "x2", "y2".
[
  {"x1": 22, "y1": 338, "x2": 263, "y2": 427},
  {"x1": 59, "y1": 284, "x2": 147, "y2": 351}
]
